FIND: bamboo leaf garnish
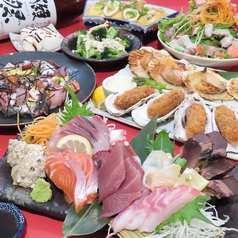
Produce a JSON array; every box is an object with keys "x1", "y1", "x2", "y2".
[{"x1": 62, "y1": 199, "x2": 111, "y2": 237}]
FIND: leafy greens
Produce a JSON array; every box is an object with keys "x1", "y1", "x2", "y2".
[
  {"x1": 59, "y1": 85, "x2": 94, "y2": 124},
  {"x1": 155, "y1": 195, "x2": 214, "y2": 233}
]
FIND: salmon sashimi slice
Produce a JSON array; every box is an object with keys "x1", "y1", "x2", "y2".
[
  {"x1": 46, "y1": 149, "x2": 98, "y2": 213},
  {"x1": 66, "y1": 152, "x2": 98, "y2": 203}
]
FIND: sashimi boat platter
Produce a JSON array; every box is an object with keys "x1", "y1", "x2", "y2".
[{"x1": 2, "y1": 0, "x2": 238, "y2": 237}]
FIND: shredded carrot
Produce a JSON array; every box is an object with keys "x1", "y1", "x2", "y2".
[
  {"x1": 18, "y1": 113, "x2": 60, "y2": 150},
  {"x1": 190, "y1": 0, "x2": 238, "y2": 26}
]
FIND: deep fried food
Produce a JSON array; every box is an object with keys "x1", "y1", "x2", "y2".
[
  {"x1": 147, "y1": 89, "x2": 185, "y2": 119},
  {"x1": 215, "y1": 105, "x2": 238, "y2": 145},
  {"x1": 185, "y1": 102, "x2": 207, "y2": 138},
  {"x1": 113, "y1": 85, "x2": 155, "y2": 110}
]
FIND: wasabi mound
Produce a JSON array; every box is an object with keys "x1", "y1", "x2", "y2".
[{"x1": 30, "y1": 178, "x2": 52, "y2": 203}]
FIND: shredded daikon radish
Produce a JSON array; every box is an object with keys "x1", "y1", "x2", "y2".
[
  {"x1": 113, "y1": 202, "x2": 238, "y2": 238},
  {"x1": 141, "y1": 219, "x2": 225, "y2": 238}
]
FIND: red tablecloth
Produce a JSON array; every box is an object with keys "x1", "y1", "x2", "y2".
[{"x1": 0, "y1": 0, "x2": 220, "y2": 237}]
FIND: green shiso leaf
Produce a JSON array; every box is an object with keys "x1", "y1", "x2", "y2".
[
  {"x1": 146, "y1": 130, "x2": 174, "y2": 155},
  {"x1": 62, "y1": 199, "x2": 111, "y2": 237},
  {"x1": 155, "y1": 195, "x2": 214, "y2": 233},
  {"x1": 132, "y1": 77, "x2": 166, "y2": 92},
  {"x1": 60, "y1": 85, "x2": 94, "y2": 124}
]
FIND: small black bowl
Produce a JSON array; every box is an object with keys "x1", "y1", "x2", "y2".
[
  {"x1": 61, "y1": 29, "x2": 141, "y2": 68},
  {"x1": 0, "y1": 202, "x2": 25, "y2": 238}
]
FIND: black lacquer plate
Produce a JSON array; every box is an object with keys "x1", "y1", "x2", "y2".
[
  {"x1": 0, "y1": 51, "x2": 96, "y2": 127},
  {"x1": 61, "y1": 29, "x2": 142, "y2": 67}
]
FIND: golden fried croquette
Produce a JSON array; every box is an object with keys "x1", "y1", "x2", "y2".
[
  {"x1": 185, "y1": 103, "x2": 207, "y2": 139},
  {"x1": 215, "y1": 105, "x2": 238, "y2": 145},
  {"x1": 147, "y1": 89, "x2": 185, "y2": 119},
  {"x1": 113, "y1": 85, "x2": 155, "y2": 110}
]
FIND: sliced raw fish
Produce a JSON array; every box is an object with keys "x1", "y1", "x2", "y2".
[
  {"x1": 48, "y1": 115, "x2": 110, "y2": 154},
  {"x1": 99, "y1": 158, "x2": 143, "y2": 220},
  {"x1": 45, "y1": 149, "x2": 98, "y2": 212},
  {"x1": 111, "y1": 185, "x2": 201, "y2": 233},
  {"x1": 97, "y1": 142, "x2": 126, "y2": 203},
  {"x1": 124, "y1": 186, "x2": 169, "y2": 231},
  {"x1": 139, "y1": 185, "x2": 201, "y2": 232},
  {"x1": 98, "y1": 141, "x2": 144, "y2": 220},
  {"x1": 110, "y1": 188, "x2": 151, "y2": 233}
]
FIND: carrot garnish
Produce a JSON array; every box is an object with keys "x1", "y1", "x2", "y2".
[
  {"x1": 19, "y1": 113, "x2": 60, "y2": 150},
  {"x1": 190, "y1": 0, "x2": 238, "y2": 26}
]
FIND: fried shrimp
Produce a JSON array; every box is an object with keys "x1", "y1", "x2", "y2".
[
  {"x1": 147, "y1": 89, "x2": 185, "y2": 119},
  {"x1": 215, "y1": 105, "x2": 238, "y2": 145},
  {"x1": 185, "y1": 102, "x2": 207, "y2": 139},
  {"x1": 113, "y1": 85, "x2": 155, "y2": 110}
]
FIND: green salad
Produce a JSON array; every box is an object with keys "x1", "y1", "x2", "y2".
[
  {"x1": 73, "y1": 22, "x2": 131, "y2": 59},
  {"x1": 158, "y1": 0, "x2": 238, "y2": 59}
]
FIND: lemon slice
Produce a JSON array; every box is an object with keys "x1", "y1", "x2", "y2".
[
  {"x1": 56, "y1": 135, "x2": 93, "y2": 155},
  {"x1": 91, "y1": 86, "x2": 106, "y2": 109},
  {"x1": 175, "y1": 168, "x2": 209, "y2": 191}
]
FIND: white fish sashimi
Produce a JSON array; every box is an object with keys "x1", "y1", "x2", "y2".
[
  {"x1": 111, "y1": 185, "x2": 202, "y2": 233},
  {"x1": 139, "y1": 185, "x2": 201, "y2": 232}
]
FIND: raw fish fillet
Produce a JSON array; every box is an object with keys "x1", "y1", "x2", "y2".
[
  {"x1": 48, "y1": 115, "x2": 110, "y2": 154},
  {"x1": 97, "y1": 141, "x2": 144, "y2": 220},
  {"x1": 46, "y1": 149, "x2": 98, "y2": 212},
  {"x1": 111, "y1": 185, "x2": 201, "y2": 233},
  {"x1": 140, "y1": 185, "x2": 201, "y2": 232}
]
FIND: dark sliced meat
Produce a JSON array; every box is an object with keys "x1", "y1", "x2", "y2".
[
  {"x1": 200, "y1": 159, "x2": 237, "y2": 180},
  {"x1": 203, "y1": 177, "x2": 238, "y2": 199},
  {"x1": 180, "y1": 133, "x2": 213, "y2": 169},
  {"x1": 206, "y1": 131, "x2": 227, "y2": 160}
]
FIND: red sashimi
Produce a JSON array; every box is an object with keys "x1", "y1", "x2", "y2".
[{"x1": 45, "y1": 150, "x2": 98, "y2": 213}]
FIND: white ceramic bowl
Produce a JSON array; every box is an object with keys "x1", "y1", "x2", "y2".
[
  {"x1": 102, "y1": 74, "x2": 137, "y2": 96},
  {"x1": 157, "y1": 31, "x2": 238, "y2": 69}
]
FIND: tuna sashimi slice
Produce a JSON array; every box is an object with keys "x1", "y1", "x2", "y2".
[
  {"x1": 97, "y1": 142, "x2": 126, "y2": 203},
  {"x1": 99, "y1": 155, "x2": 144, "y2": 220}
]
